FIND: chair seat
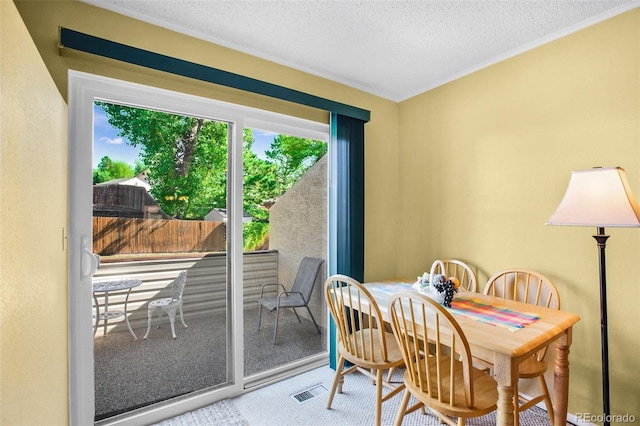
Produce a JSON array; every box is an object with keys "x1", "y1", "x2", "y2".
[
  {"x1": 149, "y1": 297, "x2": 181, "y2": 308},
  {"x1": 258, "y1": 294, "x2": 305, "y2": 311},
  {"x1": 518, "y1": 355, "x2": 547, "y2": 379},
  {"x1": 338, "y1": 328, "x2": 405, "y2": 369},
  {"x1": 405, "y1": 356, "x2": 497, "y2": 418}
]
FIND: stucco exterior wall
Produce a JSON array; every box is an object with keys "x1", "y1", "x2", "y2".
[{"x1": 269, "y1": 155, "x2": 328, "y2": 326}]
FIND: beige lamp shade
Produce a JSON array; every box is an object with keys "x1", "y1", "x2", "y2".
[{"x1": 546, "y1": 167, "x2": 640, "y2": 227}]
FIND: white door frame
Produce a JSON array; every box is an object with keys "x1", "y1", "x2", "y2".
[{"x1": 68, "y1": 71, "x2": 329, "y2": 425}]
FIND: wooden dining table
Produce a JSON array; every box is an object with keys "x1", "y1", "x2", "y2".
[{"x1": 352, "y1": 280, "x2": 580, "y2": 426}]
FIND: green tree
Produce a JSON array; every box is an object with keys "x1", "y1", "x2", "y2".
[
  {"x1": 265, "y1": 135, "x2": 327, "y2": 195},
  {"x1": 92, "y1": 156, "x2": 135, "y2": 184},
  {"x1": 97, "y1": 101, "x2": 327, "y2": 250},
  {"x1": 242, "y1": 135, "x2": 326, "y2": 250},
  {"x1": 97, "y1": 102, "x2": 228, "y2": 219}
]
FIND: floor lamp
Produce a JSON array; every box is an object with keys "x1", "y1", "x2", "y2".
[{"x1": 546, "y1": 167, "x2": 640, "y2": 426}]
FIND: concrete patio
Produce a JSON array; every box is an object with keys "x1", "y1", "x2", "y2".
[{"x1": 91, "y1": 251, "x2": 328, "y2": 421}]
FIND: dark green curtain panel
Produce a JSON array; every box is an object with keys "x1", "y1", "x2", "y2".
[
  {"x1": 331, "y1": 113, "x2": 365, "y2": 281},
  {"x1": 329, "y1": 113, "x2": 365, "y2": 369}
]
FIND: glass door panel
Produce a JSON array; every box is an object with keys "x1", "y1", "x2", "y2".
[
  {"x1": 242, "y1": 128, "x2": 328, "y2": 378},
  {"x1": 91, "y1": 101, "x2": 230, "y2": 420}
]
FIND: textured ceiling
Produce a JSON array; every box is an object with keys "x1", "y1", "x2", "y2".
[{"x1": 82, "y1": 0, "x2": 638, "y2": 102}]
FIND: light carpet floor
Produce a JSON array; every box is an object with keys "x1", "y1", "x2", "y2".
[{"x1": 157, "y1": 365, "x2": 571, "y2": 426}]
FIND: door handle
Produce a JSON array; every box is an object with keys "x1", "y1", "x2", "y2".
[{"x1": 81, "y1": 236, "x2": 99, "y2": 279}]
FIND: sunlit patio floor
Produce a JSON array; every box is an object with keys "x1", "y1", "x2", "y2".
[{"x1": 93, "y1": 306, "x2": 326, "y2": 420}]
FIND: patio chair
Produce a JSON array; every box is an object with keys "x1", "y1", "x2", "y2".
[
  {"x1": 483, "y1": 268, "x2": 560, "y2": 424},
  {"x1": 389, "y1": 291, "x2": 498, "y2": 426},
  {"x1": 325, "y1": 274, "x2": 405, "y2": 426},
  {"x1": 257, "y1": 256, "x2": 324, "y2": 344},
  {"x1": 143, "y1": 270, "x2": 188, "y2": 339}
]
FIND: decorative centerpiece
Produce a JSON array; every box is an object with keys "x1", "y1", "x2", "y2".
[{"x1": 413, "y1": 260, "x2": 460, "y2": 307}]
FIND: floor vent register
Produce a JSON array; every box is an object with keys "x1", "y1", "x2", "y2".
[{"x1": 290, "y1": 384, "x2": 328, "y2": 404}]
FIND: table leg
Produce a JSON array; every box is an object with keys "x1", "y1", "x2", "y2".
[
  {"x1": 553, "y1": 329, "x2": 572, "y2": 426},
  {"x1": 103, "y1": 291, "x2": 109, "y2": 337},
  {"x1": 494, "y1": 353, "x2": 516, "y2": 426},
  {"x1": 123, "y1": 288, "x2": 137, "y2": 340},
  {"x1": 93, "y1": 294, "x2": 100, "y2": 336}
]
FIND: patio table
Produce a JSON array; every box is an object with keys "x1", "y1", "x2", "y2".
[{"x1": 93, "y1": 278, "x2": 142, "y2": 340}]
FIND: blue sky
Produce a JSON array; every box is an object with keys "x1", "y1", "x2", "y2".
[
  {"x1": 92, "y1": 103, "x2": 274, "y2": 168},
  {"x1": 93, "y1": 104, "x2": 138, "y2": 168},
  {"x1": 251, "y1": 129, "x2": 275, "y2": 160}
]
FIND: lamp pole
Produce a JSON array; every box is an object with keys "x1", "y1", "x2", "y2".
[{"x1": 593, "y1": 226, "x2": 610, "y2": 426}]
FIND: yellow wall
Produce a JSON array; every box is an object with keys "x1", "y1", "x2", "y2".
[
  {"x1": 399, "y1": 8, "x2": 640, "y2": 420},
  {"x1": 3, "y1": 0, "x2": 639, "y2": 423},
  {"x1": 1, "y1": 1, "x2": 69, "y2": 424}
]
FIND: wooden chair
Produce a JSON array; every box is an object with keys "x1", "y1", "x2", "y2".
[
  {"x1": 442, "y1": 259, "x2": 478, "y2": 292},
  {"x1": 324, "y1": 274, "x2": 405, "y2": 426},
  {"x1": 389, "y1": 291, "x2": 497, "y2": 426},
  {"x1": 483, "y1": 268, "x2": 560, "y2": 425}
]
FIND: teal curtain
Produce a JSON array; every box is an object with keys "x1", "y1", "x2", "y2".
[
  {"x1": 331, "y1": 113, "x2": 365, "y2": 280},
  {"x1": 328, "y1": 113, "x2": 365, "y2": 369}
]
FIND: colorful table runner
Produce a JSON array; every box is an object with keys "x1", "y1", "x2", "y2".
[
  {"x1": 367, "y1": 282, "x2": 414, "y2": 296},
  {"x1": 449, "y1": 297, "x2": 540, "y2": 332}
]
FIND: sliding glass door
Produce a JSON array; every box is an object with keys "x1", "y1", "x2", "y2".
[{"x1": 68, "y1": 71, "x2": 329, "y2": 425}]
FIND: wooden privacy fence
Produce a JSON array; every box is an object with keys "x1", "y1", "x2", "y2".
[{"x1": 93, "y1": 217, "x2": 226, "y2": 255}]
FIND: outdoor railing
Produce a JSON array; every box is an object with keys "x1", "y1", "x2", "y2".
[{"x1": 92, "y1": 250, "x2": 278, "y2": 334}]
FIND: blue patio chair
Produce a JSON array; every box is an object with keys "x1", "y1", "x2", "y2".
[{"x1": 257, "y1": 257, "x2": 324, "y2": 344}]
